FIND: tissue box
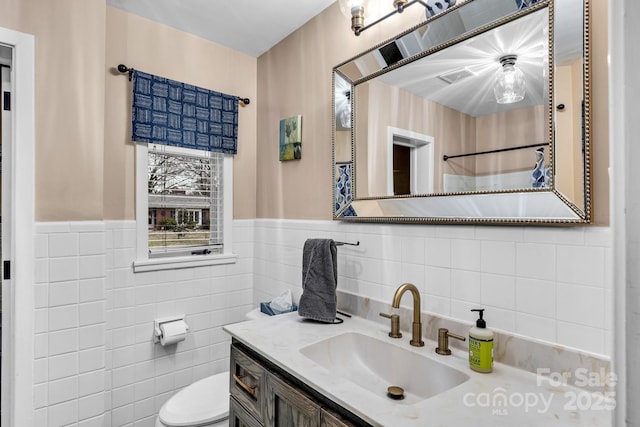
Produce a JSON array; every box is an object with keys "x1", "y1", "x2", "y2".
[{"x1": 260, "y1": 302, "x2": 298, "y2": 316}]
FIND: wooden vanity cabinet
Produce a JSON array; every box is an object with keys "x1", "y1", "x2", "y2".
[
  {"x1": 265, "y1": 372, "x2": 320, "y2": 426},
  {"x1": 320, "y1": 408, "x2": 357, "y2": 427},
  {"x1": 230, "y1": 344, "x2": 266, "y2": 423},
  {"x1": 230, "y1": 396, "x2": 264, "y2": 427},
  {"x1": 229, "y1": 341, "x2": 368, "y2": 427}
]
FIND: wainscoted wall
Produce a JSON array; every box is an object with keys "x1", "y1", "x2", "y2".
[
  {"x1": 254, "y1": 219, "x2": 613, "y2": 357},
  {"x1": 31, "y1": 218, "x2": 612, "y2": 426},
  {"x1": 33, "y1": 222, "x2": 108, "y2": 426},
  {"x1": 33, "y1": 220, "x2": 254, "y2": 427}
]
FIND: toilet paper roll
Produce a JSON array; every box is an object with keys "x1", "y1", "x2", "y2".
[{"x1": 159, "y1": 319, "x2": 188, "y2": 346}]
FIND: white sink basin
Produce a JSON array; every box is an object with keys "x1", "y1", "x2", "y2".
[{"x1": 300, "y1": 332, "x2": 469, "y2": 405}]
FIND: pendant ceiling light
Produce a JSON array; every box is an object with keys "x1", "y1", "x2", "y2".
[{"x1": 494, "y1": 55, "x2": 526, "y2": 104}]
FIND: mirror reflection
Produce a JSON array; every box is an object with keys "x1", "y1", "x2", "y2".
[
  {"x1": 333, "y1": 0, "x2": 590, "y2": 223},
  {"x1": 356, "y1": 8, "x2": 550, "y2": 198}
]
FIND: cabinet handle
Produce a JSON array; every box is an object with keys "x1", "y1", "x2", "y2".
[{"x1": 233, "y1": 373, "x2": 257, "y2": 397}]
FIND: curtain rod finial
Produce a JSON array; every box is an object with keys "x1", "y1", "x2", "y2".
[{"x1": 117, "y1": 64, "x2": 134, "y2": 81}]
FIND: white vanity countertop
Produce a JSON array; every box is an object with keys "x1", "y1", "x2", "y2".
[{"x1": 224, "y1": 312, "x2": 612, "y2": 427}]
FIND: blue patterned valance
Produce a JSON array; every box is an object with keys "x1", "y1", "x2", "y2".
[{"x1": 131, "y1": 70, "x2": 238, "y2": 154}]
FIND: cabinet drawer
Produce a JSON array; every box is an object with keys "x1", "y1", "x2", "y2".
[
  {"x1": 230, "y1": 345, "x2": 267, "y2": 423},
  {"x1": 230, "y1": 396, "x2": 264, "y2": 427},
  {"x1": 265, "y1": 372, "x2": 321, "y2": 427}
]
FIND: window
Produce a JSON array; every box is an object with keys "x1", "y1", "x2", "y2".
[
  {"x1": 134, "y1": 143, "x2": 236, "y2": 272},
  {"x1": 148, "y1": 144, "x2": 222, "y2": 256}
]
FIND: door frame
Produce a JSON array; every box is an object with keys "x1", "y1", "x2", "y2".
[
  {"x1": 0, "y1": 27, "x2": 35, "y2": 427},
  {"x1": 386, "y1": 126, "x2": 434, "y2": 196}
]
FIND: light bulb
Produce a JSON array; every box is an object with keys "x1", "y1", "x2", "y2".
[
  {"x1": 338, "y1": 0, "x2": 365, "y2": 18},
  {"x1": 338, "y1": 0, "x2": 367, "y2": 34}
]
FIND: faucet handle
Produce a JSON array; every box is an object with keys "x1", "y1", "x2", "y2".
[
  {"x1": 435, "y1": 328, "x2": 466, "y2": 355},
  {"x1": 379, "y1": 312, "x2": 402, "y2": 338}
]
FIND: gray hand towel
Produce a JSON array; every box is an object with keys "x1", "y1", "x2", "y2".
[{"x1": 298, "y1": 239, "x2": 338, "y2": 323}]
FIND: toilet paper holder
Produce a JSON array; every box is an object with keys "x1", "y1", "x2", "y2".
[{"x1": 153, "y1": 315, "x2": 189, "y2": 345}]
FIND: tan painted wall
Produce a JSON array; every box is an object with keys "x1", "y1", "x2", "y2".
[
  {"x1": 358, "y1": 80, "x2": 476, "y2": 196},
  {"x1": 256, "y1": 2, "x2": 426, "y2": 219},
  {"x1": 590, "y1": 0, "x2": 609, "y2": 225},
  {"x1": 0, "y1": 1, "x2": 257, "y2": 221},
  {"x1": 360, "y1": 79, "x2": 548, "y2": 192},
  {"x1": 0, "y1": 0, "x2": 106, "y2": 221},
  {"x1": 474, "y1": 105, "x2": 548, "y2": 175},
  {"x1": 572, "y1": 58, "x2": 585, "y2": 208},
  {"x1": 0, "y1": 1, "x2": 256, "y2": 220},
  {"x1": 354, "y1": 83, "x2": 370, "y2": 197},
  {"x1": 257, "y1": 1, "x2": 610, "y2": 225},
  {"x1": 1, "y1": 0, "x2": 609, "y2": 224},
  {"x1": 555, "y1": 64, "x2": 577, "y2": 199},
  {"x1": 104, "y1": 7, "x2": 258, "y2": 220},
  {"x1": 554, "y1": 59, "x2": 585, "y2": 208},
  {"x1": 437, "y1": 103, "x2": 476, "y2": 182}
]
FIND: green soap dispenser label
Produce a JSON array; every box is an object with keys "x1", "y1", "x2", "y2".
[{"x1": 469, "y1": 336, "x2": 493, "y2": 372}]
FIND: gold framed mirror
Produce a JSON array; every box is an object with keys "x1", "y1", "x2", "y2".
[{"x1": 333, "y1": 0, "x2": 590, "y2": 224}]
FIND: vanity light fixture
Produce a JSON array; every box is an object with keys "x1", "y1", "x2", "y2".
[
  {"x1": 494, "y1": 55, "x2": 526, "y2": 104},
  {"x1": 339, "y1": 0, "x2": 434, "y2": 36}
]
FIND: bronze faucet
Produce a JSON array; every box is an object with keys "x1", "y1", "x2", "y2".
[{"x1": 391, "y1": 283, "x2": 424, "y2": 347}]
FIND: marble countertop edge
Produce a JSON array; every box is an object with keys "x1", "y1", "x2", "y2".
[{"x1": 224, "y1": 312, "x2": 613, "y2": 427}]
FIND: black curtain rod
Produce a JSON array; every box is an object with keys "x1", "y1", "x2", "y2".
[
  {"x1": 116, "y1": 64, "x2": 250, "y2": 105},
  {"x1": 443, "y1": 142, "x2": 550, "y2": 162}
]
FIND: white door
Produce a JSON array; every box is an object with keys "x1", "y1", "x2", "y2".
[
  {"x1": 0, "y1": 27, "x2": 36, "y2": 427},
  {"x1": 0, "y1": 46, "x2": 11, "y2": 424}
]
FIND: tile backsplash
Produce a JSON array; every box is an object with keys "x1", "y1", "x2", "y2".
[
  {"x1": 336, "y1": 291, "x2": 611, "y2": 392},
  {"x1": 31, "y1": 218, "x2": 612, "y2": 426},
  {"x1": 254, "y1": 219, "x2": 613, "y2": 357}
]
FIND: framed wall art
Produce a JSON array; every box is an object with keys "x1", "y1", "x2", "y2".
[{"x1": 279, "y1": 115, "x2": 302, "y2": 161}]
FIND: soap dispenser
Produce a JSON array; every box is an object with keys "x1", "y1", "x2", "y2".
[{"x1": 469, "y1": 308, "x2": 494, "y2": 373}]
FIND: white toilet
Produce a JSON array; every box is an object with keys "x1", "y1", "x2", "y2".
[{"x1": 155, "y1": 308, "x2": 268, "y2": 427}]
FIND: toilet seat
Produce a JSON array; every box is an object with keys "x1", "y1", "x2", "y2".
[{"x1": 158, "y1": 372, "x2": 229, "y2": 426}]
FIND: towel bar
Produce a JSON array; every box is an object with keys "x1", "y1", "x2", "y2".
[{"x1": 335, "y1": 240, "x2": 359, "y2": 246}]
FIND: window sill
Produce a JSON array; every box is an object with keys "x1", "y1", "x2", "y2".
[{"x1": 133, "y1": 253, "x2": 238, "y2": 273}]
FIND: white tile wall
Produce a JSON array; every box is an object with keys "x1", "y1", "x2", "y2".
[
  {"x1": 253, "y1": 219, "x2": 613, "y2": 357},
  {"x1": 34, "y1": 222, "x2": 107, "y2": 427},
  {"x1": 104, "y1": 220, "x2": 253, "y2": 426},
  {"x1": 33, "y1": 220, "x2": 254, "y2": 426},
  {"x1": 31, "y1": 218, "x2": 613, "y2": 425}
]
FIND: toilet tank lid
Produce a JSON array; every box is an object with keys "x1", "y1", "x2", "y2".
[{"x1": 159, "y1": 372, "x2": 229, "y2": 426}]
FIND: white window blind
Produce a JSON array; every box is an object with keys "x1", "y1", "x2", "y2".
[{"x1": 147, "y1": 144, "x2": 223, "y2": 257}]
